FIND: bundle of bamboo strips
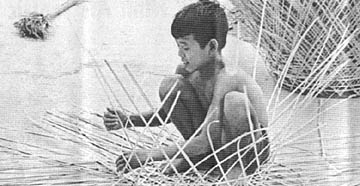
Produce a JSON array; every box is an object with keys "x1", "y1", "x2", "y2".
[{"x1": 229, "y1": 0, "x2": 360, "y2": 98}]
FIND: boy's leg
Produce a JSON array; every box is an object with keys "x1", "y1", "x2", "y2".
[
  {"x1": 159, "y1": 75, "x2": 206, "y2": 139},
  {"x1": 158, "y1": 74, "x2": 216, "y2": 172},
  {"x1": 221, "y1": 91, "x2": 269, "y2": 177}
]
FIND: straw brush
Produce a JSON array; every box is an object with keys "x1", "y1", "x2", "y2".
[{"x1": 13, "y1": 0, "x2": 85, "y2": 39}]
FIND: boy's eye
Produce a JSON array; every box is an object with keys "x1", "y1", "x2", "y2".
[{"x1": 183, "y1": 48, "x2": 189, "y2": 51}]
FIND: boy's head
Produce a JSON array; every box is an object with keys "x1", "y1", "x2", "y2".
[{"x1": 171, "y1": 1, "x2": 228, "y2": 51}]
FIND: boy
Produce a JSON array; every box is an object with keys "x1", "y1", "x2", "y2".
[{"x1": 103, "y1": 0, "x2": 269, "y2": 178}]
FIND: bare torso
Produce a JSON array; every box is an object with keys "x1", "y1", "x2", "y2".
[
  {"x1": 187, "y1": 70, "x2": 215, "y2": 110},
  {"x1": 186, "y1": 66, "x2": 268, "y2": 127}
]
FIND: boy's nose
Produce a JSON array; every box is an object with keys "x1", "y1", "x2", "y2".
[{"x1": 178, "y1": 49, "x2": 184, "y2": 58}]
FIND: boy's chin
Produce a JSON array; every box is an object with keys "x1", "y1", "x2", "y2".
[
  {"x1": 177, "y1": 63, "x2": 198, "y2": 76},
  {"x1": 176, "y1": 64, "x2": 191, "y2": 76},
  {"x1": 184, "y1": 65, "x2": 197, "y2": 74}
]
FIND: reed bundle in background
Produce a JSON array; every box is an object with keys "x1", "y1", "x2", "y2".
[
  {"x1": 13, "y1": 0, "x2": 85, "y2": 39},
  {"x1": 230, "y1": 0, "x2": 360, "y2": 98}
]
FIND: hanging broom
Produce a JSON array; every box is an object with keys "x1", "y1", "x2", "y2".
[{"x1": 13, "y1": 0, "x2": 85, "y2": 39}]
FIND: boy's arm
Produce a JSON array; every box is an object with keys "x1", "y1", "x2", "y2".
[
  {"x1": 178, "y1": 105, "x2": 221, "y2": 158},
  {"x1": 144, "y1": 105, "x2": 220, "y2": 160},
  {"x1": 127, "y1": 108, "x2": 170, "y2": 127},
  {"x1": 104, "y1": 108, "x2": 170, "y2": 130}
]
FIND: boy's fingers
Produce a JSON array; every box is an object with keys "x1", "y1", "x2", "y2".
[
  {"x1": 105, "y1": 122, "x2": 121, "y2": 130},
  {"x1": 117, "y1": 164, "x2": 128, "y2": 173},
  {"x1": 116, "y1": 157, "x2": 127, "y2": 172},
  {"x1": 116, "y1": 157, "x2": 125, "y2": 165},
  {"x1": 104, "y1": 112, "x2": 116, "y2": 118},
  {"x1": 107, "y1": 107, "x2": 116, "y2": 113},
  {"x1": 103, "y1": 117, "x2": 118, "y2": 123},
  {"x1": 163, "y1": 165, "x2": 175, "y2": 174},
  {"x1": 115, "y1": 157, "x2": 121, "y2": 165},
  {"x1": 106, "y1": 108, "x2": 127, "y2": 118},
  {"x1": 116, "y1": 162, "x2": 124, "y2": 172},
  {"x1": 104, "y1": 122, "x2": 116, "y2": 128},
  {"x1": 104, "y1": 110, "x2": 126, "y2": 119}
]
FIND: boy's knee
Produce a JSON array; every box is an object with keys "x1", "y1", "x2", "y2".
[
  {"x1": 223, "y1": 91, "x2": 257, "y2": 133},
  {"x1": 159, "y1": 75, "x2": 184, "y2": 100},
  {"x1": 224, "y1": 91, "x2": 250, "y2": 115},
  {"x1": 223, "y1": 92, "x2": 269, "y2": 175}
]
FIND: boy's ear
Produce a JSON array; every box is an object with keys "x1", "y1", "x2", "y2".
[{"x1": 208, "y1": 39, "x2": 219, "y2": 53}]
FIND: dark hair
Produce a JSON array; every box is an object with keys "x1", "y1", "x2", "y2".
[{"x1": 171, "y1": 1, "x2": 228, "y2": 50}]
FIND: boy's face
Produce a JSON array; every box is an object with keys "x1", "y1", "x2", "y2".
[{"x1": 176, "y1": 34, "x2": 212, "y2": 74}]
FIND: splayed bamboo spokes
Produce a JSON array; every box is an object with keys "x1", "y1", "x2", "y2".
[{"x1": 3, "y1": 105, "x2": 360, "y2": 185}]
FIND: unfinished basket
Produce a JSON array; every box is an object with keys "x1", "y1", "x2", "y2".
[
  {"x1": 2, "y1": 109, "x2": 360, "y2": 185},
  {"x1": 230, "y1": 0, "x2": 360, "y2": 98}
]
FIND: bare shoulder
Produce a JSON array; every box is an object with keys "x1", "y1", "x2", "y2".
[{"x1": 218, "y1": 68, "x2": 263, "y2": 95}]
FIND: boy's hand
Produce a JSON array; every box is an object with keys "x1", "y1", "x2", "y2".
[
  {"x1": 116, "y1": 150, "x2": 149, "y2": 173},
  {"x1": 103, "y1": 108, "x2": 128, "y2": 130},
  {"x1": 161, "y1": 158, "x2": 186, "y2": 174}
]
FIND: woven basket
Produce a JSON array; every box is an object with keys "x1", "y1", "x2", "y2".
[{"x1": 230, "y1": 0, "x2": 360, "y2": 98}]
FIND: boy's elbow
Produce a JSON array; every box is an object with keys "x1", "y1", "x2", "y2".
[
  {"x1": 247, "y1": 84, "x2": 268, "y2": 128},
  {"x1": 257, "y1": 102, "x2": 268, "y2": 128},
  {"x1": 259, "y1": 115, "x2": 268, "y2": 128}
]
